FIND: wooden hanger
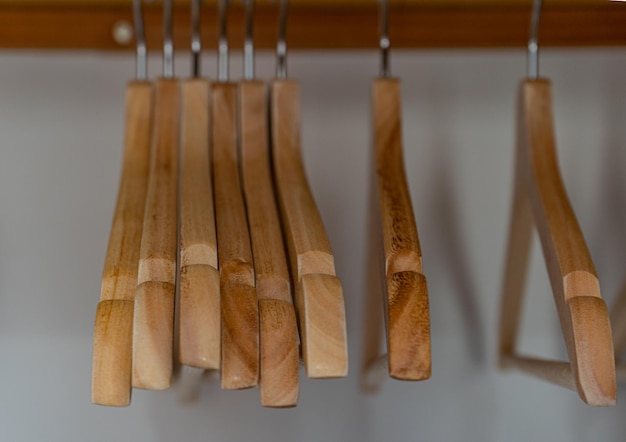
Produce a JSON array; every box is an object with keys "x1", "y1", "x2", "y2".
[
  {"x1": 178, "y1": 0, "x2": 220, "y2": 379},
  {"x1": 270, "y1": 0, "x2": 348, "y2": 379},
  {"x1": 361, "y1": 0, "x2": 431, "y2": 391},
  {"x1": 132, "y1": 0, "x2": 179, "y2": 391},
  {"x1": 239, "y1": 0, "x2": 299, "y2": 407},
  {"x1": 213, "y1": 0, "x2": 259, "y2": 390},
  {"x1": 498, "y1": 0, "x2": 615, "y2": 406},
  {"x1": 92, "y1": 0, "x2": 153, "y2": 406}
]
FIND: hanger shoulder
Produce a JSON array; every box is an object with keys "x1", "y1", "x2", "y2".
[
  {"x1": 520, "y1": 79, "x2": 597, "y2": 284},
  {"x1": 179, "y1": 78, "x2": 220, "y2": 370},
  {"x1": 271, "y1": 79, "x2": 334, "y2": 274},
  {"x1": 507, "y1": 79, "x2": 616, "y2": 406},
  {"x1": 373, "y1": 78, "x2": 422, "y2": 275},
  {"x1": 132, "y1": 78, "x2": 180, "y2": 390},
  {"x1": 240, "y1": 80, "x2": 298, "y2": 406},
  {"x1": 93, "y1": 81, "x2": 153, "y2": 406},
  {"x1": 271, "y1": 79, "x2": 348, "y2": 378},
  {"x1": 180, "y1": 78, "x2": 218, "y2": 268},
  {"x1": 100, "y1": 81, "x2": 153, "y2": 301},
  {"x1": 213, "y1": 82, "x2": 259, "y2": 389},
  {"x1": 213, "y1": 82, "x2": 254, "y2": 283},
  {"x1": 240, "y1": 80, "x2": 291, "y2": 299},
  {"x1": 369, "y1": 78, "x2": 431, "y2": 382}
]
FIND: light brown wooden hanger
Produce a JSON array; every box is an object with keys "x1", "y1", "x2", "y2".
[
  {"x1": 239, "y1": 0, "x2": 299, "y2": 407},
  {"x1": 213, "y1": 0, "x2": 259, "y2": 389},
  {"x1": 498, "y1": 0, "x2": 615, "y2": 406},
  {"x1": 178, "y1": 0, "x2": 220, "y2": 379},
  {"x1": 362, "y1": 79, "x2": 431, "y2": 388},
  {"x1": 92, "y1": 0, "x2": 153, "y2": 406},
  {"x1": 92, "y1": 80, "x2": 153, "y2": 406},
  {"x1": 270, "y1": 0, "x2": 348, "y2": 379},
  {"x1": 361, "y1": 0, "x2": 431, "y2": 391},
  {"x1": 132, "y1": 0, "x2": 179, "y2": 391}
]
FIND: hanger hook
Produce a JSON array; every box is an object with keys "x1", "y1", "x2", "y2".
[
  {"x1": 163, "y1": 0, "x2": 174, "y2": 78},
  {"x1": 276, "y1": 0, "x2": 288, "y2": 79},
  {"x1": 379, "y1": 0, "x2": 390, "y2": 78},
  {"x1": 132, "y1": 0, "x2": 147, "y2": 80},
  {"x1": 191, "y1": 0, "x2": 202, "y2": 77},
  {"x1": 218, "y1": 0, "x2": 229, "y2": 82},
  {"x1": 528, "y1": 0, "x2": 543, "y2": 79},
  {"x1": 243, "y1": 0, "x2": 255, "y2": 80}
]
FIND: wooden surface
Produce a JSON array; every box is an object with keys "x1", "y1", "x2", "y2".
[
  {"x1": 366, "y1": 78, "x2": 431, "y2": 383},
  {"x1": 271, "y1": 79, "x2": 348, "y2": 379},
  {"x1": 179, "y1": 79, "x2": 220, "y2": 371},
  {"x1": 132, "y1": 78, "x2": 180, "y2": 391},
  {"x1": 2, "y1": 3, "x2": 626, "y2": 50},
  {"x1": 498, "y1": 79, "x2": 616, "y2": 406},
  {"x1": 92, "y1": 81, "x2": 152, "y2": 407},
  {"x1": 374, "y1": 79, "x2": 423, "y2": 277},
  {"x1": 212, "y1": 82, "x2": 259, "y2": 390},
  {"x1": 239, "y1": 80, "x2": 299, "y2": 407}
]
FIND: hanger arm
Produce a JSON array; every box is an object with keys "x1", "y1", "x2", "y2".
[
  {"x1": 511, "y1": 79, "x2": 615, "y2": 406},
  {"x1": 371, "y1": 78, "x2": 431, "y2": 381},
  {"x1": 92, "y1": 81, "x2": 153, "y2": 407},
  {"x1": 213, "y1": 82, "x2": 259, "y2": 390},
  {"x1": 240, "y1": 80, "x2": 299, "y2": 407},
  {"x1": 179, "y1": 78, "x2": 220, "y2": 371},
  {"x1": 271, "y1": 78, "x2": 348, "y2": 378},
  {"x1": 132, "y1": 78, "x2": 180, "y2": 391}
]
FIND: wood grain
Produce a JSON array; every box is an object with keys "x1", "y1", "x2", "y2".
[
  {"x1": 240, "y1": 80, "x2": 298, "y2": 406},
  {"x1": 498, "y1": 79, "x2": 616, "y2": 406},
  {"x1": 212, "y1": 82, "x2": 259, "y2": 389},
  {"x1": 92, "y1": 81, "x2": 152, "y2": 407},
  {"x1": 132, "y1": 78, "x2": 180, "y2": 390},
  {"x1": 386, "y1": 271, "x2": 431, "y2": 381},
  {"x1": 271, "y1": 79, "x2": 348, "y2": 378},
  {"x1": 179, "y1": 79, "x2": 220, "y2": 370},
  {"x1": 92, "y1": 300, "x2": 134, "y2": 406},
  {"x1": 373, "y1": 78, "x2": 422, "y2": 276},
  {"x1": 2, "y1": 4, "x2": 626, "y2": 50},
  {"x1": 364, "y1": 78, "x2": 431, "y2": 383},
  {"x1": 133, "y1": 281, "x2": 175, "y2": 390}
]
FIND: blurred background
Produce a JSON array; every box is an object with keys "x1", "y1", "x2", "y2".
[{"x1": 1, "y1": 45, "x2": 626, "y2": 441}]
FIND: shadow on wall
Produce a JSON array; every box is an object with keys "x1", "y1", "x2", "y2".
[{"x1": 429, "y1": 146, "x2": 486, "y2": 366}]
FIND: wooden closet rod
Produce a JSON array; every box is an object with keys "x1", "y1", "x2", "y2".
[{"x1": 0, "y1": 2, "x2": 625, "y2": 50}]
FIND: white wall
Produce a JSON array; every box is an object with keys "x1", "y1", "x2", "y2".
[{"x1": 1, "y1": 48, "x2": 626, "y2": 442}]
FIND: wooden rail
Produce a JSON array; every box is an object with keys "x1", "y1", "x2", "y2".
[{"x1": 0, "y1": 1, "x2": 624, "y2": 50}]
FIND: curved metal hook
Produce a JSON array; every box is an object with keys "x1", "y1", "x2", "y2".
[
  {"x1": 276, "y1": 0, "x2": 288, "y2": 79},
  {"x1": 163, "y1": 0, "x2": 174, "y2": 78},
  {"x1": 528, "y1": 0, "x2": 543, "y2": 79},
  {"x1": 191, "y1": 0, "x2": 202, "y2": 77},
  {"x1": 379, "y1": 0, "x2": 390, "y2": 78},
  {"x1": 132, "y1": 0, "x2": 147, "y2": 80},
  {"x1": 243, "y1": 0, "x2": 255, "y2": 80},
  {"x1": 218, "y1": 0, "x2": 230, "y2": 82}
]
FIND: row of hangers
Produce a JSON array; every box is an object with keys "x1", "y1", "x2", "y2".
[
  {"x1": 92, "y1": 0, "x2": 354, "y2": 409},
  {"x1": 91, "y1": 0, "x2": 623, "y2": 409}
]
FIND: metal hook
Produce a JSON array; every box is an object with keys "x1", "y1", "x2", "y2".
[
  {"x1": 379, "y1": 0, "x2": 390, "y2": 78},
  {"x1": 276, "y1": 0, "x2": 288, "y2": 79},
  {"x1": 132, "y1": 0, "x2": 147, "y2": 80},
  {"x1": 218, "y1": 0, "x2": 229, "y2": 82},
  {"x1": 527, "y1": 0, "x2": 543, "y2": 79},
  {"x1": 243, "y1": 0, "x2": 255, "y2": 80},
  {"x1": 191, "y1": 0, "x2": 202, "y2": 77},
  {"x1": 163, "y1": 0, "x2": 174, "y2": 78}
]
